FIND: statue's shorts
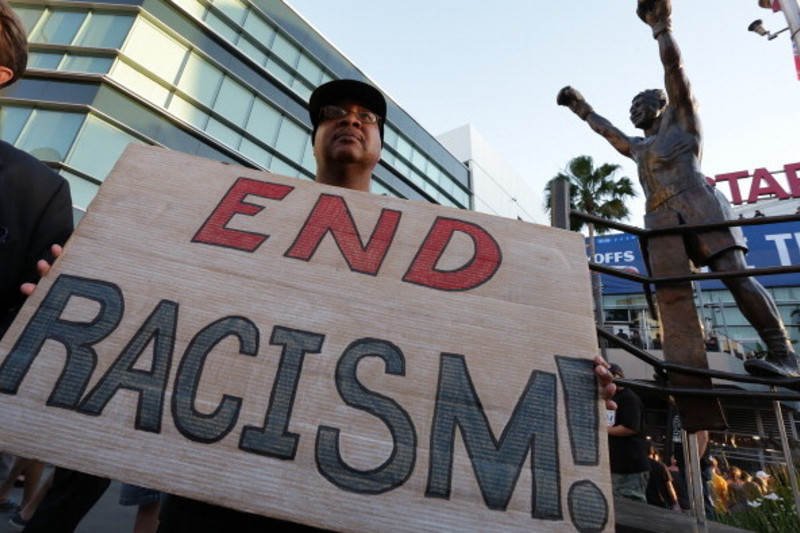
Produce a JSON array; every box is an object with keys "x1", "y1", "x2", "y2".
[{"x1": 646, "y1": 182, "x2": 747, "y2": 267}]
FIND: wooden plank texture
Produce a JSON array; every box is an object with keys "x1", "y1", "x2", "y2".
[{"x1": 0, "y1": 144, "x2": 612, "y2": 532}]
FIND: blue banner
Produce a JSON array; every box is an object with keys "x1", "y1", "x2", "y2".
[{"x1": 590, "y1": 221, "x2": 800, "y2": 294}]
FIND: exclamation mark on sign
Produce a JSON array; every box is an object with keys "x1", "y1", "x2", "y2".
[{"x1": 555, "y1": 356, "x2": 609, "y2": 533}]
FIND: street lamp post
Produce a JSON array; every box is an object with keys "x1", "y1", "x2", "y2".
[{"x1": 778, "y1": 0, "x2": 800, "y2": 54}]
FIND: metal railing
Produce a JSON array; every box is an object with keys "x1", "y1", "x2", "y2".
[{"x1": 562, "y1": 204, "x2": 800, "y2": 529}]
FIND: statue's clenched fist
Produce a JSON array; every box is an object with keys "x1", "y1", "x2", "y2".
[
  {"x1": 556, "y1": 86, "x2": 582, "y2": 107},
  {"x1": 557, "y1": 86, "x2": 593, "y2": 120},
  {"x1": 637, "y1": 0, "x2": 671, "y2": 29}
]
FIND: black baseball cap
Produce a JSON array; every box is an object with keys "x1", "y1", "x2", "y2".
[
  {"x1": 608, "y1": 363, "x2": 624, "y2": 378},
  {"x1": 308, "y1": 79, "x2": 386, "y2": 143}
]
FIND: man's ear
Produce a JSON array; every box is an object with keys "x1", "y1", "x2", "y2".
[{"x1": 0, "y1": 66, "x2": 14, "y2": 87}]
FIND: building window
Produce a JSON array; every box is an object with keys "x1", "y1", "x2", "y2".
[
  {"x1": 0, "y1": 106, "x2": 32, "y2": 143},
  {"x1": 28, "y1": 51, "x2": 61, "y2": 69},
  {"x1": 14, "y1": 5, "x2": 44, "y2": 33},
  {"x1": 273, "y1": 117, "x2": 306, "y2": 163},
  {"x1": 204, "y1": 10, "x2": 238, "y2": 42},
  {"x1": 239, "y1": 138, "x2": 272, "y2": 169},
  {"x1": 241, "y1": 10, "x2": 275, "y2": 48},
  {"x1": 30, "y1": 9, "x2": 84, "y2": 45},
  {"x1": 61, "y1": 54, "x2": 114, "y2": 74},
  {"x1": 123, "y1": 19, "x2": 187, "y2": 85},
  {"x1": 74, "y1": 12, "x2": 134, "y2": 49},
  {"x1": 213, "y1": 76, "x2": 254, "y2": 127},
  {"x1": 176, "y1": 53, "x2": 224, "y2": 108},
  {"x1": 168, "y1": 94, "x2": 209, "y2": 129},
  {"x1": 210, "y1": 0, "x2": 247, "y2": 26},
  {"x1": 244, "y1": 99, "x2": 281, "y2": 146},
  {"x1": 66, "y1": 114, "x2": 139, "y2": 180},
  {"x1": 111, "y1": 61, "x2": 171, "y2": 107},
  {"x1": 61, "y1": 170, "x2": 100, "y2": 212},
  {"x1": 206, "y1": 117, "x2": 241, "y2": 150},
  {"x1": 16, "y1": 109, "x2": 83, "y2": 161}
]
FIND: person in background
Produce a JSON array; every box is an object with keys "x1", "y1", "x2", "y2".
[
  {"x1": 607, "y1": 363, "x2": 649, "y2": 502},
  {"x1": 119, "y1": 484, "x2": 162, "y2": 533},
  {"x1": 754, "y1": 470, "x2": 772, "y2": 494},
  {"x1": 645, "y1": 445, "x2": 679, "y2": 510},
  {"x1": 667, "y1": 456, "x2": 690, "y2": 511},
  {"x1": 708, "y1": 456, "x2": 728, "y2": 514},
  {"x1": 0, "y1": 458, "x2": 45, "y2": 527},
  {"x1": 741, "y1": 471, "x2": 762, "y2": 502},
  {"x1": 725, "y1": 466, "x2": 748, "y2": 513}
]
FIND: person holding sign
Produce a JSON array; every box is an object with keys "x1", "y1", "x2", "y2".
[
  {"x1": 606, "y1": 364, "x2": 649, "y2": 502},
  {"x1": 557, "y1": 0, "x2": 799, "y2": 380},
  {"x1": 155, "y1": 79, "x2": 389, "y2": 532},
  {"x1": 152, "y1": 76, "x2": 618, "y2": 533}
]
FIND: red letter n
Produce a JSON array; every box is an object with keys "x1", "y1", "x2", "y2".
[{"x1": 284, "y1": 194, "x2": 401, "y2": 276}]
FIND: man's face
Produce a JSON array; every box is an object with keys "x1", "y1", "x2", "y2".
[
  {"x1": 629, "y1": 95, "x2": 659, "y2": 130},
  {"x1": 313, "y1": 99, "x2": 382, "y2": 171}
]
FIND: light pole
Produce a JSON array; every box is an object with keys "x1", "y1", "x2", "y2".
[
  {"x1": 778, "y1": 0, "x2": 800, "y2": 55},
  {"x1": 751, "y1": 1, "x2": 800, "y2": 62}
]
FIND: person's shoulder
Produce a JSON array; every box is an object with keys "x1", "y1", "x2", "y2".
[
  {"x1": 0, "y1": 140, "x2": 65, "y2": 188},
  {"x1": 618, "y1": 386, "x2": 639, "y2": 398},
  {"x1": 620, "y1": 386, "x2": 644, "y2": 406}
]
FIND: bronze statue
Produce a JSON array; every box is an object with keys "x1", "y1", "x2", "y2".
[{"x1": 557, "y1": 0, "x2": 799, "y2": 379}]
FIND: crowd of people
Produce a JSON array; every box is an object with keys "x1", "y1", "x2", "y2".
[
  {"x1": 606, "y1": 361, "x2": 786, "y2": 521},
  {"x1": 643, "y1": 448, "x2": 782, "y2": 518}
]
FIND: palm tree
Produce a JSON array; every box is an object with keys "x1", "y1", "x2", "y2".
[
  {"x1": 544, "y1": 155, "x2": 637, "y2": 236},
  {"x1": 544, "y1": 155, "x2": 637, "y2": 358}
]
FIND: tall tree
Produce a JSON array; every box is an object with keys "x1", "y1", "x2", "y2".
[
  {"x1": 544, "y1": 155, "x2": 637, "y2": 359},
  {"x1": 544, "y1": 155, "x2": 637, "y2": 236}
]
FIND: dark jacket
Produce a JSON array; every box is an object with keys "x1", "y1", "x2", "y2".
[{"x1": 0, "y1": 140, "x2": 73, "y2": 337}]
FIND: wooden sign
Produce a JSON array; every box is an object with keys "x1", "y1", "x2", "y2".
[{"x1": 0, "y1": 144, "x2": 611, "y2": 532}]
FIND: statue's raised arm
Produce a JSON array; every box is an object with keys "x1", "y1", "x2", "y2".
[
  {"x1": 637, "y1": 0, "x2": 699, "y2": 137},
  {"x1": 557, "y1": 86, "x2": 633, "y2": 158}
]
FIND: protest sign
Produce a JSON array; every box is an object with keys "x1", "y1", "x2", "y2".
[{"x1": 0, "y1": 144, "x2": 611, "y2": 532}]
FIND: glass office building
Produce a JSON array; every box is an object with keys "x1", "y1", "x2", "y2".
[{"x1": 1, "y1": 0, "x2": 471, "y2": 220}]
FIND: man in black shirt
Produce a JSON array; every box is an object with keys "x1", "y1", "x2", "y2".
[{"x1": 607, "y1": 364, "x2": 649, "y2": 502}]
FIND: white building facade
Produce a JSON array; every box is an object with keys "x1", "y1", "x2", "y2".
[{"x1": 437, "y1": 124, "x2": 546, "y2": 224}]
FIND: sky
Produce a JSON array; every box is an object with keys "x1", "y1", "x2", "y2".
[{"x1": 285, "y1": 1, "x2": 800, "y2": 227}]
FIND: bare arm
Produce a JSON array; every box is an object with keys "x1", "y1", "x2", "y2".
[
  {"x1": 557, "y1": 87, "x2": 633, "y2": 158},
  {"x1": 666, "y1": 478, "x2": 680, "y2": 509},
  {"x1": 608, "y1": 424, "x2": 637, "y2": 437}
]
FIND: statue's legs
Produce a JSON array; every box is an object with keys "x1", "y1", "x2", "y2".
[
  {"x1": 646, "y1": 210, "x2": 726, "y2": 431},
  {"x1": 707, "y1": 249, "x2": 799, "y2": 378}
]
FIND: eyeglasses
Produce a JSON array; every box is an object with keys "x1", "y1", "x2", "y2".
[{"x1": 318, "y1": 105, "x2": 381, "y2": 125}]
